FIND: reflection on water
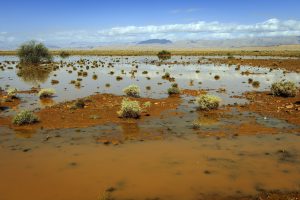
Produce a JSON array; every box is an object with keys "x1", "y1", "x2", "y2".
[
  {"x1": 14, "y1": 129, "x2": 37, "y2": 138},
  {"x1": 120, "y1": 122, "x2": 140, "y2": 140},
  {"x1": 16, "y1": 64, "x2": 53, "y2": 85},
  {"x1": 39, "y1": 98, "x2": 56, "y2": 107},
  {"x1": 195, "y1": 112, "x2": 220, "y2": 126}
]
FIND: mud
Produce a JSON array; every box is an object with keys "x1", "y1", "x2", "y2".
[{"x1": 234, "y1": 91, "x2": 300, "y2": 125}]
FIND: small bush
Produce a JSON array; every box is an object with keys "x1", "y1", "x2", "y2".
[
  {"x1": 196, "y1": 94, "x2": 221, "y2": 110},
  {"x1": 168, "y1": 86, "x2": 180, "y2": 95},
  {"x1": 59, "y1": 51, "x2": 70, "y2": 58},
  {"x1": 123, "y1": 85, "x2": 140, "y2": 98},
  {"x1": 157, "y1": 50, "x2": 171, "y2": 60},
  {"x1": 17, "y1": 40, "x2": 52, "y2": 64},
  {"x1": 271, "y1": 81, "x2": 298, "y2": 97},
  {"x1": 12, "y1": 110, "x2": 39, "y2": 125},
  {"x1": 73, "y1": 99, "x2": 85, "y2": 109},
  {"x1": 252, "y1": 81, "x2": 260, "y2": 88},
  {"x1": 117, "y1": 98, "x2": 141, "y2": 118},
  {"x1": 38, "y1": 88, "x2": 55, "y2": 98},
  {"x1": 7, "y1": 88, "x2": 18, "y2": 98}
]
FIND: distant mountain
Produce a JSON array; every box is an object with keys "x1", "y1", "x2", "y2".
[
  {"x1": 173, "y1": 36, "x2": 300, "y2": 48},
  {"x1": 138, "y1": 39, "x2": 172, "y2": 45}
]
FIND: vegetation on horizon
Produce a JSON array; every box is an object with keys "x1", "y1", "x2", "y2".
[{"x1": 157, "y1": 50, "x2": 171, "y2": 60}]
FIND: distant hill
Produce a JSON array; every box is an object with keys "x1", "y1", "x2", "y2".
[
  {"x1": 173, "y1": 36, "x2": 300, "y2": 48},
  {"x1": 138, "y1": 39, "x2": 172, "y2": 45}
]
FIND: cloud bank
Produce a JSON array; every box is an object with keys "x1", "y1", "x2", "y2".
[{"x1": 1, "y1": 18, "x2": 300, "y2": 49}]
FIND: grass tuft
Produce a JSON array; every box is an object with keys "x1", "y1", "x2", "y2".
[
  {"x1": 271, "y1": 80, "x2": 298, "y2": 97},
  {"x1": 12, "y1": 110, "x2": 39, "y2": 125},
  {"x1": 196, "y1": 94, "x2": 221, "y2": 110}
]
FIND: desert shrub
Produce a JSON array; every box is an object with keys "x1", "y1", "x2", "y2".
[
  {"x1": 17, "y1": 40, "x2": 52, "y2": 64},
  {"x1": 196, "y1": 94, "x2": 221, "y2": 110},
  {"x1": 117, "y1": 98, "x2": 141, "y2": 118},
  {"x1": 271, "y1": 80, "x2": 298, "y2": 97},
  {"x1": 123, "y1": 85, "x2": 140, "y2": 97},
  {"x1": 59, "y1": 51, "x2": 70, "y2": 58},
  {"x1": 6, "y1": 88, "x2": 18, "y2": 98},
  {"x1": 252, "y1": 81, "x2": 260, "y2": 88},
  {"x1": 12, "y1": 110, "x2": 39, "y2": 125},
  {"x1": 168, "y1": 86, "x2": 180, "y2": 95},
  {"x1": 38, "y1": 88, "x2": 56, "y2": 98},
  {"x1": 157, "y1": 50, "x2": 171, "y2": 60},
  {"x1": 73, "y1": 99, "x2": 85, "y2": 109},
  {"x1": 162, "y1": 72, "x2": 170, "y2": 79}
]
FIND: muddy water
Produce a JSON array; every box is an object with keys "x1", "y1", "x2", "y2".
[
  {"x1": 0, "y1": 129, "x2": 300, "y2": 200},
  {"x1": 1, "y1": 56, "x2": 300, "y2": 199}
]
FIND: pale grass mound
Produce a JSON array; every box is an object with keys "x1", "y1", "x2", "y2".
[
  {"x1": 6, "y1": 88, "x2": 18, "y2": 98},
  {"x1": 118, "y1": 98, "x2": 141, "y2": 118},
  {"x1": 196, "y1": 94, "x2": 221, "y2": 110},
  {"x1": 271, "y1": 81, "x2": 298, "y2": 97},
  {"x1": 123, "y1": 84, "x2": 140, "y2": 98},
  {"x1": 38, "y1": 88, "x2": 56, "y2": 98},
  {"x1": 12, "y1": 110, "x2": 39, "y2": 125}
]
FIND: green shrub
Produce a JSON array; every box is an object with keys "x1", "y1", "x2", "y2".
[
  {"x1": 38, "y1": 88, "x2": 56, "y2": 98},
  {"x1": 123, "y1": 85, "x2": 140, "y2": 97},
  {"x1": 157, "y1": 50, "x2": 171, "y2": 60},
  {"x1": 168, "y1": 86, "x2": 180, "y2": 95},
  {"x1": 117, "y1": 98, "x2": 141, "y2": 118},
  {"x1": 196, "y1": 94, "x2": 221, "y2": 110},
  {"x1": 17, "y1": 40, "x2": 52, "y2": 64},
  {"x1": 271, "y1": 81, "x2": 298, "y2": 97},
  {"x1": 12, "y1": 110, "x2": 39, "y2": 125}
]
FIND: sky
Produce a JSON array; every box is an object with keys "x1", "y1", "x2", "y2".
[{"x1": 1, "y1": 0, "x2": 300, "y2": 48}]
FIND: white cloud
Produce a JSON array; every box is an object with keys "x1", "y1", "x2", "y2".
[
  {"x1": 0, "y1": 32, "x2": 15, "y2": 42},
  {"x1": 96, "y1": 18, "x2": 300, "y2": 39},
  {"x1": 1, "y1": 18, "x2": 300, "y2": 49}
]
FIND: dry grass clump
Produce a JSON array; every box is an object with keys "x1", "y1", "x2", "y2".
[
  {"x1": 38, "y1": 88, "x2": 55, "y2": 98},
  {"x1": 12, "y1": 110, "x2": 39, "y2": 125},
  {"x1": 271, "y1": 80, "x2": 298, "y2": 97},
  {"x1": 196, "y1": 94, "x2": 221, "y2": 110},
  {"x1": 117, "y1": 98, "x2": 141, "y2": 118},
  {"x1": 6, "y1": 88, "x2": 18, "y2": 98},
  {"x1": 123, "y1": 85, "x2": 140, "y2": 97}
]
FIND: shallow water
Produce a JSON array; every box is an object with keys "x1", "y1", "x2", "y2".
[
  {"x1": 1, "y1": 56, "x2": 300, "y2": 199},
  {"x1": 1, "y1": 56, "x2": 299, "y2": 109}
]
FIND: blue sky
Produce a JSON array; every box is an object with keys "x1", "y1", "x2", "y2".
[{"x1": 1, "y1": 0, "x2": 300, "y2": 48}]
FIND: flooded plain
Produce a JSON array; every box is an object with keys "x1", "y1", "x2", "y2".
[{"x1": 0, "y1": 55, "x2": 300, "y2": 200}]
